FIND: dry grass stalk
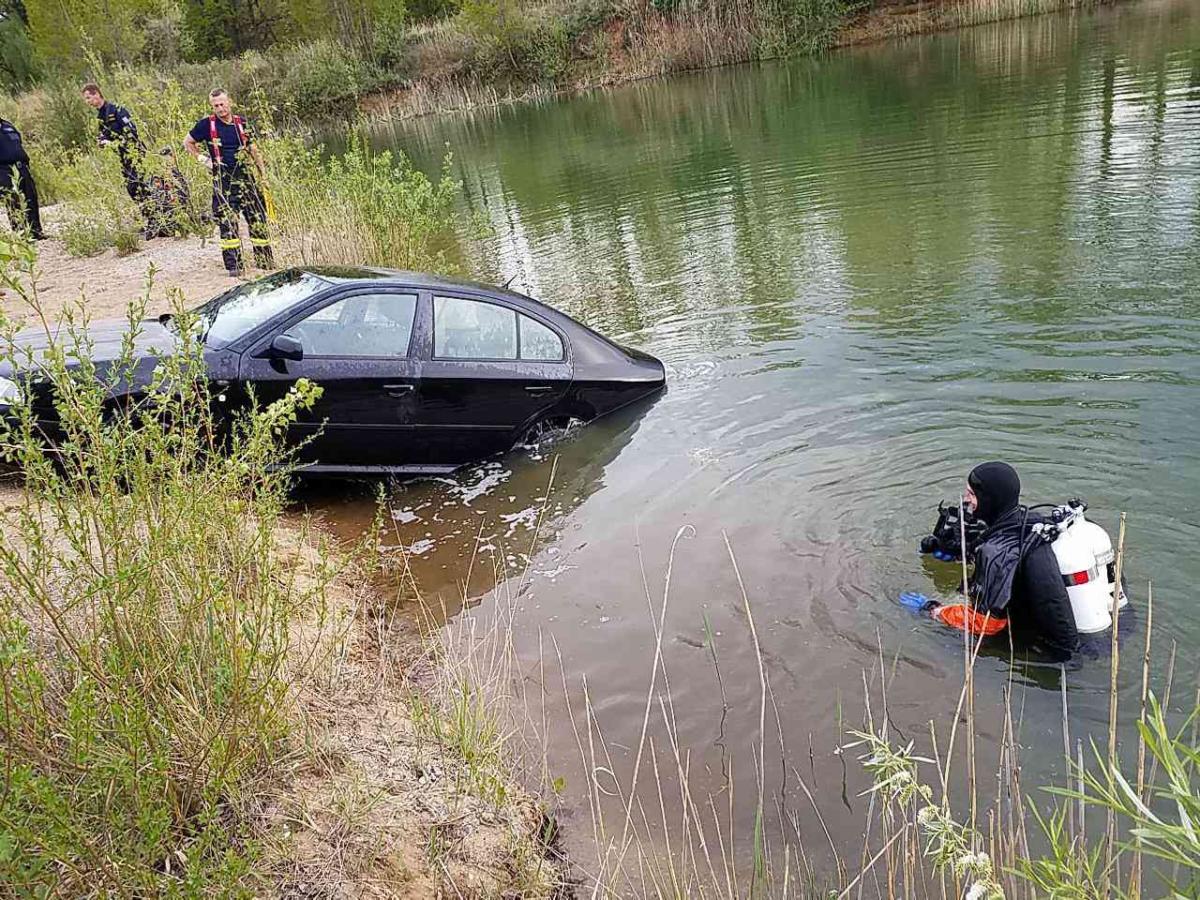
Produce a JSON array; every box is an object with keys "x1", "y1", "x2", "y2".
[
  {"x1": 1130, "y1": 580, "x2": 1153, "y2": 898},
  {"x1": 1104, "y1": 511, "x2": 1127, "y2": 885},
  {"x1": 959, "y1": 494, "x2": 979, "y2": 834}
]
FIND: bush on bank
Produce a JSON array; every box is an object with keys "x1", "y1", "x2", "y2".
[{"x1": 0, "y1": 232, "x2": 331, "y2": 893}]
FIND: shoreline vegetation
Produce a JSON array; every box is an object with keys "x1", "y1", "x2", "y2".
[
  {"x1": 0, "y1": 0, "x2": 1128, "y2": 263},
  {"x1": 0, "y1": 242, "x2": 571, "y2": 896},
  {"x1": 2, "y1": 0, "x2": 1129, "y2": 131},
  {"x1": 5, "y1": 0, "x2": 1197, "y2": 896}
]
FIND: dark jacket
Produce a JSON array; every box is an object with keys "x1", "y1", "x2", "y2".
[
  {"x1": 972, "y1": 507, "x2": 1078, "y2": 660},
  {"x1": 98, "y1": 102, "x2": 140, "y2": 146},
  {"x1": 0, "y1": 119, "x2": 30, "y2": 167}
]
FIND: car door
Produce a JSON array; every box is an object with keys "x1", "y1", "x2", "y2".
[
  {"x1": 416, "y1": 294, "x2": 572, "y2": 465},
  {"x1": 238, "y1": 289, "x2": 422, "y2": 470}
]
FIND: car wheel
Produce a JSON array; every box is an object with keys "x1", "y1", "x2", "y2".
[{"x1": 518, "y1": 415, "x2": 578, "y2": 449}]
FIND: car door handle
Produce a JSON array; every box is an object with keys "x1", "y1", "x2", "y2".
[
  {"x1": 383, "y1": 383, "x2": 415, "y2": 396},
  {"x1": 525, "y1": 385, "x2": 554, "y2": 395}
]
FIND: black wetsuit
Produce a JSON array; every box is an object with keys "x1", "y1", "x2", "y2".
[{"x1": 972, "y1": 507, "x2": 1078, "y2": 661}]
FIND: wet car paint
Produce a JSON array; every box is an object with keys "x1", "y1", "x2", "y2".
[{"x1": 0, "y1": 268, "x2": 667, "y2": 474}]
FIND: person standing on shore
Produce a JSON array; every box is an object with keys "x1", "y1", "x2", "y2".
[
  {"x1": 183, "y1": 89, "x2": 274, "y2": 275},
  {"x1": 0, "y1": 117, "x2": 43, "y2": 240},
  {"x1": 82, "y1": 84, "x2": 150, "y2": 232}
]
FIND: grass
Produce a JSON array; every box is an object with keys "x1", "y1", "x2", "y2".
[{"x1": 0, "y1": 230, "x2": 338, "y2": 893}]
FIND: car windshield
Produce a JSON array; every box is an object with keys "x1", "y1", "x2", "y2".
[{"x1": 190, "y1": 270, "x2": 329, "y2": 347}]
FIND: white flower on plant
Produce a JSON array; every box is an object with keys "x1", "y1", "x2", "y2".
[
  {"x1": 965, "y1": 883, "x2": 988, "y2": 900},
  {"x1": 954, "y1": 851, "x2": 986, "y2": 875}
]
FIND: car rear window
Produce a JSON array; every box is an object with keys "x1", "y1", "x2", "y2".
[
  {"x1": 434, "y1": 296, "x2": 566, "y2": 362},
  {"x1": 519, "y1": 315, "x2": 564, "y2": 361}
]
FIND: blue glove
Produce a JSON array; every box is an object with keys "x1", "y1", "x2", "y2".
[
  {"x1": 932, "y1": 549, "x2": 957, "y2": 562},
  {"x1": 899, "y1": 591, "x2": 936, "y2": 611}
]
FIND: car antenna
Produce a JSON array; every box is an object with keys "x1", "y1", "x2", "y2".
[{"x1": 503, "y1": 274, "x2": 518, "y2": 290}]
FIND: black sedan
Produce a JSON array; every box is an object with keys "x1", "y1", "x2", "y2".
[{"x1": 0, "y1": 268, "x2": 666, "y2": 474}]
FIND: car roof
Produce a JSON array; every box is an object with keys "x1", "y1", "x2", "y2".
[{"x1": 302, "y1": 266, "x2": 535, "y2": 305}]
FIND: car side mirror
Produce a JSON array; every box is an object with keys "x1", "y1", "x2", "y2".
[{"x1": 269, "y1": 334, "x2": 303, "y2": 362}]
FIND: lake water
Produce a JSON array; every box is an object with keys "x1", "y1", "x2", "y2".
[{"x1": 317, "y1": 0, "x2": 1200, "y2": 883}]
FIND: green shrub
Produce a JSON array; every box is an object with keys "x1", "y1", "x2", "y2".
[
  {"x1": 59, "y1": 215, "x2": 114, "y2": 256},
  {"x1": 113, "y1": 223, "x2": 143, "y2": 255},
  {"x1": 265, "y1": 133, "x2": 462, "y2": 270},
  {"x1": 0, "y1": 232, "x2": 330, "y2": 894},
  {"x1": 409, "y1": 0, "x2": 460, "y2": 20},
  {"x1": 755, "y1": 0, "x2": 860, "y2": 56},
  {"x1": 31, "y1": 74, "x2": 96, "y2": 154},
  {"x1": 52, "y1": 150, "x2": 145, "y2": 256},
  {"x1": 0, "y1": 18, "x2": 40, "y2": 93}
]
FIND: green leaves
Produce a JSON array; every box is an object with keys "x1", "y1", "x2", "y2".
[
  {"x1": 264, "y1": 133, "x2": 462, "y2": 271},
  {"x1": 0, "y1": 268, "x2": 337, "y2": 894}
]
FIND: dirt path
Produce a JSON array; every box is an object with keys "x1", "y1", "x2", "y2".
[{"x1": 2, "y1": 216, "x2": 245, "y2": 325}]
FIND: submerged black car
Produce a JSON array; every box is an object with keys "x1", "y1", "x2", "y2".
[{"x1": 0, "y1": 268, "x2": 666, "y2": 474}]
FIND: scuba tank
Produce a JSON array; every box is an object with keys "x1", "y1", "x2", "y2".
[{"x1": 1034, "y1": 499, "x2": 1129, "y2": 634}]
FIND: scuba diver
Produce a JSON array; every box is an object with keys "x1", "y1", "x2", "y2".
[{"x1": 907, "y1": 461, "x2": 1128, "y2": 662}]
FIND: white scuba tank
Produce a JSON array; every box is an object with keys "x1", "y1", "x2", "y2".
[{"x1": 1041, "y1": 502, "x2": 1130, "y2": 634}]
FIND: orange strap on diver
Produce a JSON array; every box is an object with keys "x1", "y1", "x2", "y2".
[{"x1": 932, "y1": 604, "x2": 1008, "y2": 637}]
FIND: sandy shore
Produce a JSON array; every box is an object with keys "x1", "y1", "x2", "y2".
[{"x1": 2, "y1": 215, "x2": 246, "y2": 325}]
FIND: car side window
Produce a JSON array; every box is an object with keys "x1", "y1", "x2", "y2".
[
  {"x1": 434, "y1": 296, "x2": 517, "y2": 360},
  {"x1": 288, "y1": 293, "x2": 417, "y2": 357},
  {"x1": 519, "y1": 315, "x2": 564, "y2": 361}
]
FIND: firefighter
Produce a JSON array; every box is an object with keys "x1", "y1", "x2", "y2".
[
  {"x1": 183, "y1": 89, "x2": 274, "y2": 275},
  {"x1": 81, "y1": 83, "x2": 149, "y2": 228},
  {"x1": 0, "y1": 117, "x2": 43, "y2": 240}
]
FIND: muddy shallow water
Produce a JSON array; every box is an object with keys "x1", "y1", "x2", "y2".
[{"x1": 311, "y1": 0, "x2": 1200, "y2": 878}]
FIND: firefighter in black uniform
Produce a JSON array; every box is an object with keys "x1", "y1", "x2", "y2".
[
  {"x1": 82, "y1": 83, "x2": 148, "y2": 221},
  {"x1": 0, "y1": 117, "x2": 43, "y2": 240},
  {"x1": 184, "y1": 89, "x2": 274, "y2": 275}
]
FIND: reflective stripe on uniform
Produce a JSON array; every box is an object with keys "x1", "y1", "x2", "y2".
[
  {"x1": 249, "y1": 237, "x2": 271, "y2": 246},
  {"x1": 219, "y1": 238, "x2": 241, "y2": 249}
]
